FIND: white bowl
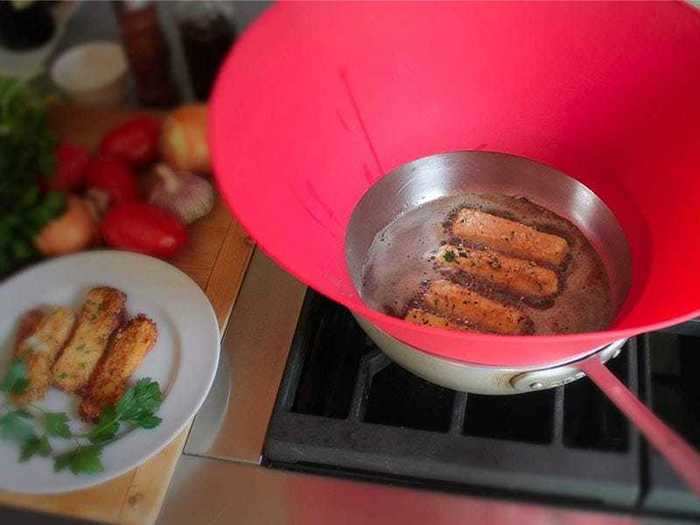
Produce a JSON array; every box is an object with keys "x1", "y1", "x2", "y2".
[{"x1": 51, "y1": 41, "x2": 128, "y2": 107}]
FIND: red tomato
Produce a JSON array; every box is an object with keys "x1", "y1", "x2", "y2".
[
  {"x1": 47, "y1": 143, "x2": 90, "y2": 191},
  {"x1": 99, "y1": 116, "x2": 161, "y2": 167},
  {"x1": 101, "y1": 202, "x2": 187, "y2": 258},
  {"x1": 85, "y1": 155, "x2": 139, "y2": 205}
]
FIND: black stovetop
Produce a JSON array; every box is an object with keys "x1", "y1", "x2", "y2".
[{"x1": 264, "y1": 291, "x2": 700, "y2": 520}]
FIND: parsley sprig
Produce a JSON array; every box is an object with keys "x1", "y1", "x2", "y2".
[
  {"x1": 0, "y1": 358, "x2": 163, "y2": 474},
  {"x1": 0, "y1": 78, "x2": 65, "y2": 277}
]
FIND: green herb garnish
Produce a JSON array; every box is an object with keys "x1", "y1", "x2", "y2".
[
  {"x1": 0, "y1": 358, "x2": 29, "y2": 394},
  {"x1": 0, "y1": 359, "x2": 163, "y2": 475},
  {"x1": 43, "y1": 412, "x2": 72, "y2": 438},
  {"x1": 20, "y1": 435, "x2": 51, "y2": 462},
  {"x1": 54, "y1": 445, "x2": 104, "y2": 475},
  {"x1": 0, "y1": 78, "x2": 64, "y2": 277},
  {"x1": 0, "y1": 410, "x2": 35, "y2": 443},
  {"x1": 88, "y1": 378, "x2": 162, "y2": 445},
  {"x1": 443, "y1": 250, "x2": 456, "y2": 263}
]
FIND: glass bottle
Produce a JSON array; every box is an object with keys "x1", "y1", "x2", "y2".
[
  {"x1": 174, "y1": 2, "x2": 237, "y2": 101},
  {"x1": 113, "y1": 0, "x2": 180, "y2": 107}
]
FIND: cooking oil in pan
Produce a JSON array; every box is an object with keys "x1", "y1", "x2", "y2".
[{"x1": 360, "y1": 192, "x2": 614, "y2": 335}]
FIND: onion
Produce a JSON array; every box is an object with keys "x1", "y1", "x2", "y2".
[
  {"x1": 34, "y1": 195, "x2": 97, "y2": 256},
  {"x1": 160, "y1": 104, "x2": 210, "y2": 174}
]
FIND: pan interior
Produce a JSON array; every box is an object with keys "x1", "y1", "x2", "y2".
[{"x1": 345, "y1": 151, "x2": 632, "y2": 335}]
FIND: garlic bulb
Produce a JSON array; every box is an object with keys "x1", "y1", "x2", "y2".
[{"x1": 148, "y1": 164, "x2": 215, "y2": 224}]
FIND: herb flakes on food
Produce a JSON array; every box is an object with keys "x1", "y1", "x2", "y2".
[{"x1": 443, "y1": 250, "x2": 456, "y2": 263}]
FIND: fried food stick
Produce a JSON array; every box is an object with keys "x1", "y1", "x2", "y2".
[
  {"x1": 404, "y1": 308, "x2": 474, "y2": 332},
  {"x1": 79, "y1": 315, "x2": 158, "y2": 422},
  {"x1": 422, "y1": 279, "x2": 531, "y2": 335},
  {"x1": 451, "y1": 208, "x2": 569, "y2": 266},
  {"x1": 52, "y1": 287, "x2": 125, "y2": 392},
  {"x1": 436, "y1": 244, "x2": 559, "y2": 298},
  {"x1": 13, "y1": 307, "x2": 76, "y2": 404}
]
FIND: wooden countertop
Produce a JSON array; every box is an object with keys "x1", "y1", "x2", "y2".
[{"x1": 0, "y1": 106, "x2": 254, "y2": 524}]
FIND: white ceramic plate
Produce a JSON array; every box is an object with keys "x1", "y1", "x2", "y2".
[{"x1": 0, "y1": 251, "x2": 220, "y2": 494}]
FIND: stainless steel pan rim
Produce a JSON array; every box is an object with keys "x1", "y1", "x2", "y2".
[{"x1": 354, "y1": 314, "x2": 626, "y2": 395}]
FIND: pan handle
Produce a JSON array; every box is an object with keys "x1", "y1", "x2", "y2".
[{"x1": 579, "y1": 357, "x2": 700, "y2": 497}]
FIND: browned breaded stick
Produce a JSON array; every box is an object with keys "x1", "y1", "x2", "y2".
[
  {"x1": 14, "y1": 309, "x2": 46, "y2": 351},
  {"x1": 451, "y1": 208, "x2": 569, "y2": 266},
  {"x1": 436, "y1": 244, "x2": 559, "y2": 298},
  {"x1": 13, "y1": 307, "x2": 76, "y2": 404},
  {"x1": 404, "y1": 308, "x2": 474, "y2": 332},
  {"x1": 52, "y1": 287, "x2": 126, "y2": 392},
  {"x1": 79, "y1": 315, "x2": 158, "y2": 422},
  {"x1": 422, "y1": 279, "x2": 531, "y2": 335}
]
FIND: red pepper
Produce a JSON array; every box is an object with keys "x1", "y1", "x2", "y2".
[
  {"x1": 99, "y1": 116, "x2": 161, "y2": 168},
  {"x1": 101, "y1": 202, "x2": 187, "y2": 258},
  {"x1": 47, "y1": 142, "x2": 90, "y2": 191},
  {"x1": 85, "y1": 154, "x2": 139, "y2": 206}
]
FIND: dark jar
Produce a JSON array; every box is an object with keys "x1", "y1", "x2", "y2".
[
  {"x1": 174, "y1": 2, "x2": 237, "y2": 101},
  {"x1": 113, "y1": 0, "x2": 180, "y2": 107}
]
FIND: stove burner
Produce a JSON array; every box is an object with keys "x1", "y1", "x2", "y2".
[{"x1": 265, "y1": 291, "x2": 700, "y2": 519}]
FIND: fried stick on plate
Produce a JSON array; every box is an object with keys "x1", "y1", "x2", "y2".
[
  {"x1": 79, "y1": 315, "x2": 158, "y2": 422},
  {"x1": 52, "y1": 287, "x2": 126, "y2": 393},
  {"x1": 13, "y1": 307, "x2": 76, "y2": 404},
  {"x1": 14, "y1": 309, "x2": 46, "y2": 349}
]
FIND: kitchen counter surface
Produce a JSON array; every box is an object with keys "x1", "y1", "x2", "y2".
[
  {"x1": 0, "y1": 105, "x2": 254, "y2": 525},
  {"x1": 157, "y1": 250, "x2": 695, "y2": 525}
]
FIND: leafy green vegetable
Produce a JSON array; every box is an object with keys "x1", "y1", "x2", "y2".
[
  {"x1": 0, "y1": 371, "x2": 163, "y2": 475},
  {"x1": 0, "y1": 358, "x2": 29, "y2": 395},
  {"x1": 88, "y1": 378, "x2": 162, "y2": 444},
  {"x1": 52, "y1": 449, "x2": 73, "y2": 472},
  {"x1": 20, "y1": 435, "x2": 51, "y2": 462},
  {"x1": 54, "y1": 445, "x2": 104, "y2": 475},
  {"x1": 0, "y1": 410, "x2": 35, "y2": 443},
  {"x1": 43, "y1": 412, "x2": 72, "y2": 438},
  {"x1": 133, "y1": 414, "x2": 162, "y2": 429},
  {"x1": 117, "y1": 377, "x2": 163, "y2": 421},
  {"x1": 88, "y1": 406, "x2": 120, "y2": 446},
  {"x1": 0, "y1": 77, "x2": 63, "y2": 277}
]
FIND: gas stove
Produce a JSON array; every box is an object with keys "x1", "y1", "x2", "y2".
[
  {"x1": 159, "y1": 249, "x2": 699, "y2": 524},
  {"x1": 266, "y1": 291, "x2": 699, "y2": 517}
]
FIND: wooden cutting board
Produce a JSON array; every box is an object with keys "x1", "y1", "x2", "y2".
[{"x1": 0, "y1": 106, "x2": 254, "y2": 524}]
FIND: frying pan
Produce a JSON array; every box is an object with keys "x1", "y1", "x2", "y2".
[
  {"x1": 211, "y1": 2, "x2": 700, "y2": 496},
  {"x1": 345, "y1": 151, "x2": 631, "y2": 393}
]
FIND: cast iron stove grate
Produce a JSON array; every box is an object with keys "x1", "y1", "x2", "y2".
[{"x1": 264, "y1": 291, "x2": 700, "y2": 518}]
